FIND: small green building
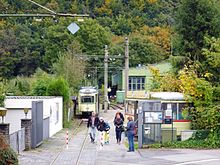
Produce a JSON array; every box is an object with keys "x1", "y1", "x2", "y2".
[{"x1": 112, "y1": 62, "x2": 172, "y2": 100}]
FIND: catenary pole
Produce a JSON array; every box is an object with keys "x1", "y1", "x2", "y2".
[
  {"x1": 104, "y1": 45, "x2": 108, "y2": 113},
  {"x1": 124, "y1": 37, "x2": 129, "y2": 113}
]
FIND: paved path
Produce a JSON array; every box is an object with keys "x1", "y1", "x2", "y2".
[{"x1": 18, "y1": 110, "x2": 220, "y2": 165}]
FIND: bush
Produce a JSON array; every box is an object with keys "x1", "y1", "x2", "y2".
[
  {"x1": 0, "y1": 81, "x2": 6, "y2": 107},
  {"x1": 192, "y1": 130, "x2": 210, "y2": 140},
  {"x1": 148, "y1": 129, "x2": 220, "y2": 149},
  {"x1": 46, "y1": 77, "x2": 69, "y2": 102},
  {"x1": 0, "y1": 135, "x2": 18, "y2": 165},
  {"x1": 46, "y1": 77, "x2": 70, "y2": 127}
]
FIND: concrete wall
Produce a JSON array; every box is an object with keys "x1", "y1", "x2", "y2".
[
  {"x1": 4, "y1": 96, "x2": 63, "y2": 136},
  {"x1": 4, "y1": 109, "x2": 31, "y2": 134},
  {"x1": 162, "y1": 121, "x2": 191, "y2": 135}
]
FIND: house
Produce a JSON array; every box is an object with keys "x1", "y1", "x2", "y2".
[
  {"x1": 112, "y1": 62, "x2": 172, "y2": 102},
  {"x1": 4, "y1": 96, "x2": 63, "y2": 137}
]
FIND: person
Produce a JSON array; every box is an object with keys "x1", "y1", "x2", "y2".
[
  {"x1": 104, "y1": 121, "x2": 110, "y2": 144},
  {"x1": 114, "y1": 113, "x2": 123, "y2": 144},
  {"x1": 126, "y1": 116, "x2": 135, "y2": 152},
  {"x1": 114, "y1": 110, "x2": 124, "y2": 122},
  {"x1": 97, "y1": 117, "x2": 107, "y2": 146},
  {"x1": 87, "y1": 112, "x2": 99, "y2": 143}
]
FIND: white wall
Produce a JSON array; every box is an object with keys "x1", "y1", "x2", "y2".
[
  {"x1": 4, "y1": 109, "x2": 31, "y2": 134},
  {"x1": 4, "y1": 96, "x2": 63, "y2": 136}
]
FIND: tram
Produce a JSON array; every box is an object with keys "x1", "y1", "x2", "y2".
[{"x1": 78, "y1": 86, "x2": 99, "y2": 118}]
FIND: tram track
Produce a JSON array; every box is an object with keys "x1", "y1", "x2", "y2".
[
  {"x1": 50, "y1": 119, "x2": 87, "y2": 165},
  {"x1": 75, "y1": 126, "x2": 89, "y2": 165}
]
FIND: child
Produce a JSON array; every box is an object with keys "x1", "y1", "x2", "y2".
[
  {"x1": 97, "y1": 117, "x2": 106, "y2": 146},
  {"x1": 104, "y1": 121, "x2": 110, "y2": 144}
]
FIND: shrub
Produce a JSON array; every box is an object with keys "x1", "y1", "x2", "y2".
[
  {"x1": 46, "y1": 77, "x2": 70, "y2": 127},
  {"x1": 192, "y1": 130, "x2": 210, "y2": 140},
  {"x1": 0, "y1": 135, "x2": 18, "y2": 165},
  {"x1": 46, "y1": 77, "x2": 69, "y2": 102}
]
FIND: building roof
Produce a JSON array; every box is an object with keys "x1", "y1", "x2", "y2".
[{"x1": 150, "y1": 92, "x2": 184, "y2": 100}]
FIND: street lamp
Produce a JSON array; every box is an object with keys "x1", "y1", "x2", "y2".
[
  {"x1": 0, "y1": 107, "x2": 7, "y2": 123},
  {"x1": 23, "y1": 108, "x2": 29, "y2": 119}
]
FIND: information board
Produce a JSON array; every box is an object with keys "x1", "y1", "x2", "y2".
[{"x1": 144, "y1": 111, "x2": 163, "y2": 123}]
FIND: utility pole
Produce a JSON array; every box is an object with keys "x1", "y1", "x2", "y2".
[
  {"x1": 104, "y1": 45, "x2": 108, "y2": 113},
  {"x1": 124, "y1": 37, "x2": 129, "y2": 113}
]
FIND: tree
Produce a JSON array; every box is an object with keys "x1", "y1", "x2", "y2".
[
  {"x1": 52, "y1": 49, "x2": 86, "y2": 94},
  {"x1": 76, "y1": 18, "x2": 111, "y2": 55},
  {"x1": 149, "y1": 66, "x2": 181, "y2": 92},
  {"x1": 46, "y1": 77, "x2": 70, "y2": 127},
  {"x1": 0, "y1": 29, "x2": 18, "y2": 78},
  {"x1": 202, "y1": 37, "x2": 220, "y2": 85},
  {"x1": 111, "y1": 15, "x2": 134, "y2": 35},
  {"x1": 129, "y1": 34, "x2": 163, "y2": 66},
  {"x1": 31, "y1": 69, "x2": 53, "y2": 96},
  {"x1": 174, "y1": 0, "x2": 220, "y2": 70}
]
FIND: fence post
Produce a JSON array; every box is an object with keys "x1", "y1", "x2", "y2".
[
  {"x1": 21, "y1": 119, "x2": 32, "y2": 150},
  {"x1": 0, "y1": 123, "x2": 10, "y2": 144}
]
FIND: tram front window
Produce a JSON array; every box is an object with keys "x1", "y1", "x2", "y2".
[{"x1": 81, "y1": 96, "x2": 94, "y2": 103}]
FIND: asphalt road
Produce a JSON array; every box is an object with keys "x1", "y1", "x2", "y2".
[{"x1": 18, "y1": 110, "x2": 220, "y2": 165}]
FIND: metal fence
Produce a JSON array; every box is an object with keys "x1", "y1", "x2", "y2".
[
  {"x1": 32, "y1": 101, "x2": 43, "y2": 148},
  {"x1": 9, "y1": 127, "x2": 25, "y2": 153}
]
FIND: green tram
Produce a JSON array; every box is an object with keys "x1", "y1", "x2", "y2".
[{"x1": 78, "y1": 86, "x2": 99, "y2": 118}]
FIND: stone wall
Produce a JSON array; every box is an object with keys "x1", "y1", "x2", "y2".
[{"x1": 21, "y1": 119, "x2": 32, "y2": 150}]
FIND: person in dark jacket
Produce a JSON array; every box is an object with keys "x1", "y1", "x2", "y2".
[
  {"x1": 126, "y1": 116, "x2": 135, "y2": 152},
  {"x1": 114, "y1": 113, "x2": 124, "y2": 144},
  {"x1": 87, "y1": 112, "x2": 99, "y2": 143},
  {"x1": 97, "y1": 117, "x2": 107, "y2": 146},
  {"x1": 114, "y1": 111, "x2": 124, "y2": 122}
]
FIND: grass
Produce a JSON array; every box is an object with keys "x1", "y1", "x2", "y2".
[{"x1": 124, "y1": 141, "x2": 139, "y2": 150}]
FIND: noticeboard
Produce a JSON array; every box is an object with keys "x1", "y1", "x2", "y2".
[{"x1": 144, "y1": 111, "x2": 163, "y2": 124}]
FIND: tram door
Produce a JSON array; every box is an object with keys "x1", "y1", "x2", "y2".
[{"x1": 138, "y1": 100, "x2": 162, "y2": 148}]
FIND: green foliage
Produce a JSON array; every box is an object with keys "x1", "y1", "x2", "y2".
[
  {"x1": 173, "y1": 0, "x2": 220, "y2": 70},
  {"x1": 52, "y1": 50, "x2": 86, "y2": 94},
  {"x1": 0, "y1": 135, "x2": 18, "y2": 165},
  {"x1": 179, "y1": 65, "x2": 213, "y2": 106},
  {"x1": 190, "y1": 106, "x2": 220, "y2": 131},
  {"x1": 149, "y1": 66, "x2": 181, "y2": 92},
  {"x1": 149, "y1": 129, "x2": 220, "y2": 149},
  {"x1": 46, "y1": 77, "x2": 70, "y2": 127},
  {"x1": 46, "y1": 77, "x2": 70, "y2": 103},
  {"x1": 0, "y1": 28, "x2": 18, "y2": 78},
  {"x1": 0, "y1": 81, "x2": 6, "y2": 107},
  {"x1": 202, "y1": 37, "x2": 220, "y2": 85},
  {"x1": 31, "y1": 69, "x2": 53, "y2": 96},
  {"x1": 129, "y1": 35, "x2": 163, "y2": 66},
  {"x1": 76, "y1": 18, "x2": 111, "y2": 55},
  {"x1": 192, "y1": 130, "x2": 210, "y2": 140},
  {"x1": 111, "y1": 15, "x2": 134, "y2": 35},
  {"x1": 0, "y1": 148, "x2": 18, "y2": 165},
  {"x1": 213, "y1": 85, "x2": 220, "y2": 103},
  {"x1": 7, "y1": 76, "x2": 33, "y2": 96}
]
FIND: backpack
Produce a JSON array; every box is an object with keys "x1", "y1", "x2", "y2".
[{"x1": 105, "y1": 122, "x2": 110, "y2": 131}]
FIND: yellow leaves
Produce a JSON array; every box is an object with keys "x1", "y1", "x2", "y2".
[
  {"x1": 0, "y1": 20, "x2": 7, "y2": 30},
  {"x1": 111, "y1": 35, "x2": 124, "y2": 44},
  {"x1": 94, "y1": 0, "x2": 113, "y2": 16},
  {"x1": 136, "y1": 25, "x2": 171, "y2": 57},
  {"x1": 147, "y1": 0, "x2": 157, "y2": 4}
]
